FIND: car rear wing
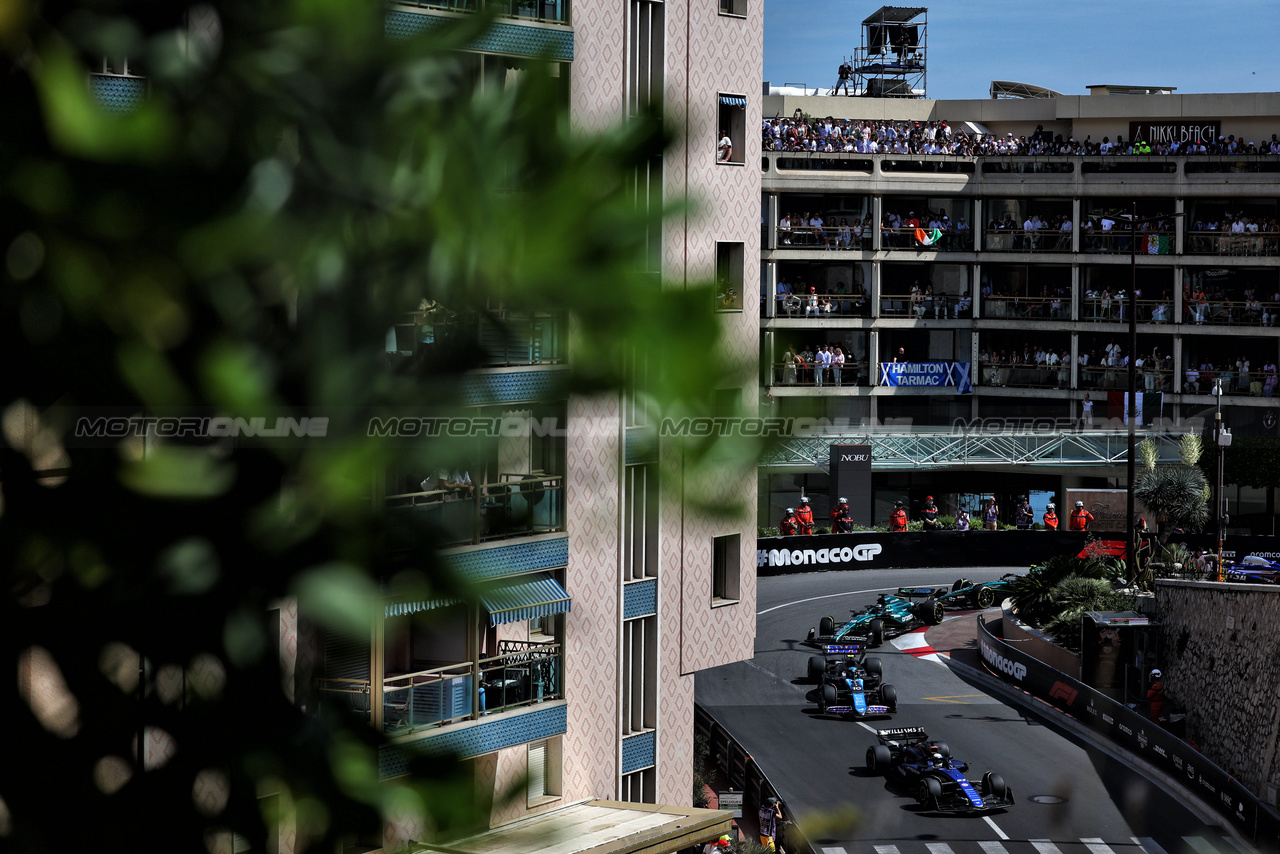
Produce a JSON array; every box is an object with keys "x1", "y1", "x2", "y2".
[
  {"x1": 876, "y1": 725, "x2": 928, "y2": 744},
  {"x1": 896, "y1": 587, "x2": 944, "y2": 599}
]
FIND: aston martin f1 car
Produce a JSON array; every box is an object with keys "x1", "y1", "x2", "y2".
[
  {"x1": 865, "y1": 725, "x2": 1014, "y2": 814},
  {"x1": 806, "y1": 593, "x2": 944, "y2": 650},
  {"x1": 897, "y1": 575, "x2": 1016, "y2": 611},
  {"x1": 806, "y1": 644, "x2": 897, "y2": 719}
]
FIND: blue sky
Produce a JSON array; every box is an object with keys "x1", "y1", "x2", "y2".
[{"x1": 764, "y1": 1, "x2": 1280, "y2": 100}]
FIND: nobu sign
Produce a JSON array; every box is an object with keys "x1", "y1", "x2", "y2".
[
  {"x1": 1128, "y1": 120, "x2": 1221, "y2": 146},
  {"x1": 830, "y1": 443, "x2": 872, "y2": 527}
]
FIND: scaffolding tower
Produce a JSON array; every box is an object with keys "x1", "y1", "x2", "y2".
[{"x1": 848, "y1": 6, "x2": 927, "y2": 99}]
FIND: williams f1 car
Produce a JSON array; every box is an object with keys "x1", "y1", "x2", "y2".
[
  {"x1": 1223, "y1": 556, "x2": 1280, "y2": 585},
  {"x1": 865, "y1": 725, "x2": 1014, "y2": 814},
  {"x1": 806, "y1": 643, "x2": 897, "y2": 719},
  {"x1": 806, "y1": 593, "x2": 944, "y2": 649}
]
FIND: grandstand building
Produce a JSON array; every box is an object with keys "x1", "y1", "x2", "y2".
[{"x1": 759, "y1": 88, "x2": 1280, "y2": 535}]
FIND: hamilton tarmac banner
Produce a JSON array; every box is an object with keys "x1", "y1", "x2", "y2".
[{"x1": 878, "y1": 361, "x2": 972, "y2": 394}]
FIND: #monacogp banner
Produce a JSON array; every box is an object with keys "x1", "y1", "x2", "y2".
[{"x1": 878, "y1": 361, "x2": 972, "y2": 394}]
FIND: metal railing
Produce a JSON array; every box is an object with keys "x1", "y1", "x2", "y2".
[
  {"x1": 773, "y1": 294, "x2": 870, "y2": 317},
  {"x1": 1077, "y1": 366, "x2": 1174, "y2": 391},
  {"x1": 1183, "y1": 300, "x2": 1280, "y2": 326},
  {"x1": 879, "y1": 295, "x2": 972, "y2": 318},
  {"x1": 983, "y1": 229, "x2": 1075, "y2": 252},
  {"x1": 1186, "y1": 231, "x2": 1280, "y2": 256},
  {"x1": 386, "y1": 474, "x2": 565, "y2": 547},
  {"x1": 777, "y1": 225, "x2": 871, "y2": 250},
  {"x1": 1078, "y1": 297, "x2": 1173, "y2": 323},
  {"x1": 318, "y1": 641, "x2": 563, "y2": 736},
  {"x1": 771, "y1": 361, "x2": 868, "y2": 387},
  {"x1": 979, "y1": 362, "x2": 1071, "y2": 389},
  {"x1": 880, "y1": 227, "x2": 974, "y2": 251}
]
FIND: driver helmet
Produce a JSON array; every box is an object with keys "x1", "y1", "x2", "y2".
[
  {"x1": 839, "y1": 497, "x2": 848, "y2": 503},
  {"x1": 1047, "y1": 503, "x2": 1055, "y2": 509},
  {"x1": 926, "y1": 495, "x2": 934, "y2": 502},
  {"x1": 894, "y1": 500, "x2": 904, "y2": 507},
  {"x1": 932, "y1": 752, "x2": 944, "y2": 763},
  {"x1": 801, "y1": 496, "x2": 809, "y2": 503},
  {"x1": 1151, "y1": 669, "x2": 1162, "y2": 678},
  {"x1": 786, "y1": 507, "x2": 795, "y2": 513},
  {"x1": 1076, "y1": 501, "x2": 1085, "y2": 507}
]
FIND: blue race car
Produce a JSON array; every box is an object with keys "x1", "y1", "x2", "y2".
[
  {"x1": 865, "y1": 725, "x2": 1014, "y2": 814},
  {"x1": 806, "y1": 643, "x2": 897, "y2": 720},
  {"x1": 1223, "y1": 556, "x2": 1280, "y2": 585},
  {"x1": 806, "y1": 593, "x2": 944, "y2": 649}
]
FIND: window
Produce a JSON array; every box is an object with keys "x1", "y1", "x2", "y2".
[
  {"x1": 527, "y1": 738, "x2": 562, "y2": 805},
  {"x1": 628, "y1": 0, "x2": 664, "y2": 270},
  {"x1": 621, "y1": 768, "x2": 656, "y2": 803},
  {"x1": 717, "y1": 94, "x2": 746, "y2": 165},
  {"x1": 622, "y1": 616, "x2": 657, "y2": 734},
  {"x1": 718, "y1": 0, "x2": 746, "y2": 15},
  {"x1": 715, "y1": 242, "x2": 744, "y2": 311},
  {"x1": 712, "y1": 533, "x2": 741, "y2": 604},
  {"x1": 623, "y1": 465, "x2": 658, "y2": 580}
]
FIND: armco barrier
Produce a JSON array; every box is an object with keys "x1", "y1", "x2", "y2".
[
  {"x1": 757, "y1": 531, "x2": 1280, "y2": 574},
  {"x1": 976, "y1": 614, "x2": 1280, "y2": 852},
  {"x1": 695, "y1": 704, "x2": 809, "y2": 854}
]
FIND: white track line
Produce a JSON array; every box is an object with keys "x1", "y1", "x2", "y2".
[
  {"x1": 1030, "y1": 840, "x2": 1063, "y2": 854},
  {"x1": 925, "y1": 843, "x2": 954, "y2": 854},
  {"x1": 1132, "y1": 838, "x2": 1168, "y2": 854},
  {"x1": 983, "y1": 818, "x2": 1010, "y2": 840},
  {"x1": 1081, "y1": 838, "x2": 1115, "y2": 854},
  {"x1": 758, "y1": 586, "x2": 901, "y2": 616}
]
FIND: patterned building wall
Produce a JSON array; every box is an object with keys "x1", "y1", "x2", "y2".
[{"x1": 563, "y1": 396, "x2": 623, "y2": 801}]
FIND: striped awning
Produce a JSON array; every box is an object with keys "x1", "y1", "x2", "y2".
[
  {"x1": 385, "y1": 596, "x2": 463, "y2": 618},
  {"x1": 480, "y1": 574, "x2": 571, "y2": 627},
  {"x1": 719, "y1": 94, "x2": 747, "y2": 107}
]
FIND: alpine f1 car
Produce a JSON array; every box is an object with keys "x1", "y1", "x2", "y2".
[
  {"x1": 806, "y1": 643, "x2": 897, "y2": 719},
  {"x1": 897, "y1": 576, "x2": 1016, "y2": 611},
  {"x1": 806, "y1": 593, "x2": 944, "y2": 649},
  {"x1": 1223, "y1": 556, "x2": 1280, "y2": 585},
  {"x1": 865, "y1": 725, "x2": 1014, "y2": 814}
]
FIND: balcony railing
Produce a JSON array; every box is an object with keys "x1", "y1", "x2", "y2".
[
  {"x1": 979, "y1": 361, "x2": 1071, "y2": 389},
  {"x1": 1078, "y1": 366, "x2": 1174, "y2": 391},
  {"x1": 983, "y1": 229, "x2": 1074, "y2": 253},
  {"x1": 1184, "y1": 300, "x2": 1280, "y2": 326},
  {"x1": 879, "y1": 296, "x2": 972, "y2": 319},
  {"x1": 1078, "y1": 297, "x2": 1173, "y2": 323},
  {"x1": 774, "y1": 294, "x2": 871, "y2": 317},
  {"x1": 318, "y1": 641, "x2": 563, "y2": 736},
  {"x1": 982, "y1": 295, "x2": 1067, "y2": 320},
  {"x1": 386, "y1": 474, "x2": 564, "y2": 547},
  {"x1": 388, "y1": 309, "x2": 565, "y2": 367},
  {"x1": 777, "y1": 225, "x2": 871, "y2": 250},
  {"x1": 394, "y1": 0, "x2": 569, "y2": 24},
  {"x1": 771, "y1": 361, "x2": 869, "y2": 387},
  {"x1": 880, "y1": 227, "x2": 973, "y2": 251},
  {"x1": 1186, "y1": 231, "x2": 1280, "y2": 256}
]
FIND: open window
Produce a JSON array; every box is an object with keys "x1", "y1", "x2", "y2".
[
  {"x1": 717, "y1": 94, "x2": 746, "y2": 165},
  {"x1": 716, "y1": 242, "x2": 744, "y2": 311},
  {"x1": 712, "y1": 533, "x2": 741, "y2": 605},
  {"x1": 718, "y1": 0, "x2": 746, "y2": 16}
]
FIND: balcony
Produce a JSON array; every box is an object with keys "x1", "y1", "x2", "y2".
[
  {"x1": 388, "y1": 308, "x2": 564, "y2": 368},
  {"x1": 393, "y1": 0, "x2": 569, "y2": 24},
  {"x1": 983, "y1": 229, "x2": 1074, "y2": 253},
  {"x1": 387, "y1": 474, "x2": 564, "y2": 547},
  {"x1": 773, "y1": 294, "x2": 870, "y2": 318}
]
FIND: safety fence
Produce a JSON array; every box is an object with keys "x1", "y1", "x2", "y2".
[{"x1": 976, "y1": 614, "x2": 1280, "y2": 852}]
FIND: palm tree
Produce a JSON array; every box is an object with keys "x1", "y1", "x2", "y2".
[{"x1": 1133, "y1": 434, "x2": 1210, "y2": 540}]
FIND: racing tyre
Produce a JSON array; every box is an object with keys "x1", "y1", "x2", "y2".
[
  {"x1": 917, "y1": 599, "x2": 945, "y2": 625},
  {"x1": 869, "y1": 619, "x2": 885, "y2": 646},
  {"x1": 807, "y1": 655, "x2": 825, "y2": 684},
  {"x1": 916, "y1": 777, "x2": 942, "y2": 809},
  {"x1": 880, "y1": 684, "x2": 897, "y2": 711},
  {"x1": 867, "y1": 744, "x2": 891, "y2": 772},
  {"x1": 819, "y1": 616, "x2": 836, "y2": 636},
  {"x1": 983, "y1": 772, "x2": 1008, "y2": 799},
  {"x1": 952, "y1": 578, "x2": 971, "y2": 593},
  {"x1": 820, "y1": 684, "x2": 836, "y2": 713},
  {"x1": 935, "y1": 741, "x2": 951, "y2": 758},
  {"x1": 864, "y1": 657, "x2": 883, "y2": 677},
  {"x1": 975, "y1": 585, "x2": 996, "y2": 609}
]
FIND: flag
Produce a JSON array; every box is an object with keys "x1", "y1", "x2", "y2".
[
  {"x1": 1143, "y1": 392, "x2": 1163, "y2": 426},
  {"x1": 1107, "y1": 391, "x2": 1125, "y2": 421},
  {"x1": 915, "y1": 227, "x2": 942, "y2": 246},
  {"x1": 1145, "y1": 235, "x2": 1171, "y2": 255}
]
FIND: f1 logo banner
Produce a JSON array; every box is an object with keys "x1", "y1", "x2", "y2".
[{"x1": 830, "y1": 444, "x2": 871, "y2": 527}]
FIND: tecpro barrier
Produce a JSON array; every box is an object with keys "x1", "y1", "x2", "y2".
[{"x1": 976, "y1": 615, "x2": 1280, "y2": 852}]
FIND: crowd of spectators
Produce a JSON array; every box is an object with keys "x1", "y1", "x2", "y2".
[
  {"x1": 778, "y1": 343, "x2": 866, "y2": 386},
  {"x1": 764, "y1": 115, "x2": 1280, "y2": 158},
  {"x1": 1188, "y1": 212, "x2": 1280, "y2": 255},
  {"x1": 1182, "y1": 282, "x2": 1280, "y2": 326},
  {"x1": 1184, "y1": 358, "x2": 1278, "y2": 397},
  {"x1": 774, "y1": 277, "x2": 869, "y2": 316}
]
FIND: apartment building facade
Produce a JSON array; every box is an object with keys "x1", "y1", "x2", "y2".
[{"x1": 760, "y1": 90, "x2": 1280, "y2": 533}]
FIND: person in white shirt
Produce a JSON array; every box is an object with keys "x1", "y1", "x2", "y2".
[{"x1": 717, "y1": 131, "x2": 733, "y2": 162}]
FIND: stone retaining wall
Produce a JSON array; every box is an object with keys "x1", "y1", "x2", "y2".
[{"x1": 1156, "y1": 579, "x2": 1280, "y2": 804}]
